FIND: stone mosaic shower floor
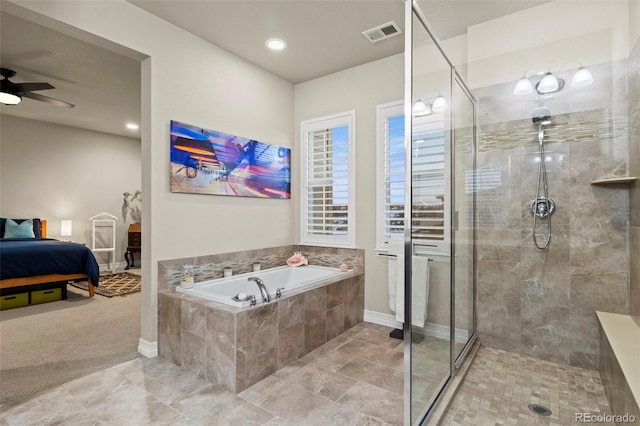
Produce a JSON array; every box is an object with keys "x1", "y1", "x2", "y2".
[{"x1": 441, "y1": 346, "x2": 614, "y2": 425}]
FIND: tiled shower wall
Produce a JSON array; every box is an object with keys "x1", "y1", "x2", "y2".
[
  {"x1": 475, "y1": 105, "x2": 630, "y2": 369},
  {"x1": 630, "y1": 39, "x2": 640, "y2": 321}
]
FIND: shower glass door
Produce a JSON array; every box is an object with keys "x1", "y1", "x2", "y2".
[
  {"x1": 407, "y1": 1, "x2": 477, "y2": 424},
  {"x1": 452, "y1": 75, "x2": 476, "y2": 366},
  {"x1": 408, "y1": 9, "x2": 452, "y2": 425}
]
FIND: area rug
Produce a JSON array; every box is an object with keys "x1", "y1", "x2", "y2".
[{"x1": 70, "y1": 272, "x2": 141, "y2": 297}]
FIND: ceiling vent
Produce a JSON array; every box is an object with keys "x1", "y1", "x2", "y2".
[{"x1": 362, "y1": 21, "x2": 402, "y2": 43}]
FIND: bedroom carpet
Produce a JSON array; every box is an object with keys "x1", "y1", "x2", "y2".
[
  {"x1": 69, "y1": 271, "x2": 141, "y2": 297},
  {"x1": 0, "y1": 281, "x2": 141, "y2": 404}
]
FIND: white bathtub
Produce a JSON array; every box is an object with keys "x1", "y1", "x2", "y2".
[{"x1": 176, "y1": 265, "x2": 353, "y2": 307}]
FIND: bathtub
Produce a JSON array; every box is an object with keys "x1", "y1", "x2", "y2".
[{"x1": 176, "y1": 265, "x2": 353, "y2": 307}]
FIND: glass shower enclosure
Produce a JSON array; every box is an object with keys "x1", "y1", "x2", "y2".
[{"x1": 403, "y1": 1, "x2": 477, "y2": 424}]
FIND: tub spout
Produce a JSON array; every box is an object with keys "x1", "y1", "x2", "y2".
[{"x1": 248, "y1": 277, "x2": 270, "y2": 303}]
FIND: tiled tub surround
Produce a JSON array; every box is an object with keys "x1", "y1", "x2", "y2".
[
  {"x1": 158, "y1": 246, "x2": 364, "y2": 394},
  {"x1": 475, "y1": 106, "x2": 630, "y2": 370},
  {"x1": 157, "y1": 244, "x2": 364, "y2": 291}
]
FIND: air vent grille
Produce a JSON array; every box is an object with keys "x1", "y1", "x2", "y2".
[{"x1": 362, "y1": 21, "x2": 402, "y2": 43}]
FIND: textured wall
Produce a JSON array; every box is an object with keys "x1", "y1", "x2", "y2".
[
  {"x1": 630, "y1": 38, "x2": 640, "y2": 320},
  {"x1": 475, "y1": 94, "x2": 630, "y2": 369}
]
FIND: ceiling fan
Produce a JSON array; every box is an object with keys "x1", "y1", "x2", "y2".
[{"x1": 0, "y1": 68, "x2": 75, "y2": 108}]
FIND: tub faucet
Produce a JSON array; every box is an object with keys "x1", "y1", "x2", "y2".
[{"x1": 248, "y1": 277, "x2": 270, "y2": 303}]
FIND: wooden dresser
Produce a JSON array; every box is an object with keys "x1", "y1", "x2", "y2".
[{"x1": 124, "y1": 223, "x2": 141, "y2": 270}]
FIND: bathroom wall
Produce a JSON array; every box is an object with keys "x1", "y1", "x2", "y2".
[
  {"x1": 294, "y1": 53, "x2": 404, "y2": 317},
  {"x1": 469, "y1": 1, "x2": 631, "y2": 369},
  {"x1": 0, "y1": 115, "x2": 141, "y2": 266},
  {"x1": 629, "y1": 1, "x2": 640, "y2": 320},
  {"x1": 6, "y1": 0, "x2": 295, "y2": 347}
]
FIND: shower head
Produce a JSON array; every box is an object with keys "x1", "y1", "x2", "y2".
[{"x1": 532, "y1": 106, "x2": 551, "y2": 125}]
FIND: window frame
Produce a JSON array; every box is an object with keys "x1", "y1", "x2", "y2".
[{"x1": 300, "y1": 110, "x2": 356, "y2": 248}]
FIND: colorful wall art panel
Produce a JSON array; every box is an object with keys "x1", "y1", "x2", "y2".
[{"x1": 170, "y1": 120, "x2": 291, "y2": 199}]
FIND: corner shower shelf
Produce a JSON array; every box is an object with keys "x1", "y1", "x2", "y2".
[{"x1": 590, "y1": 177, "x2": 637, "y2": 185}]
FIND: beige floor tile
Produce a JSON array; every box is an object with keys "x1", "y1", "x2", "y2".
[
  {"x1": 2, "y1": 322, "x2": 615, "y2": 426},
  {"x1": 274, "y1": 360, "x2": 358, "y2": 401}
]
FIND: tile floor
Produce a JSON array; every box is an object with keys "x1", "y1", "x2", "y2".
[
  {"x1": 0, "y1": 322, "x2": 615, "y2": 426},
  {"x1": 440, "y1": 346, "x2": 614, "y2": 425},
  {"x1": 0, "y1": 322, "x2": 404, "y2": 426}
]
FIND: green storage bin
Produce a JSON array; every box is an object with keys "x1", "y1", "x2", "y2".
[
  {"x1": 31, "y1": 288, "x2": 62, "y2": 305},
  {"x1": 0, "y1": 292, "x2": 29, "y2": 310}
]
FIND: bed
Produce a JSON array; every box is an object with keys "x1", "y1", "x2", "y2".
[{"x1": 0, "y1": 218, "x2": 100, "y2": 298}]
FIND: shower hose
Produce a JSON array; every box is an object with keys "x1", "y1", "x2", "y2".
[{"x1": 533, "y1": 124, "x2": 552, "y2": 249}]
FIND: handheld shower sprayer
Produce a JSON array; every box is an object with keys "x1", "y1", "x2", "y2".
[{"x1": 529, "y1": 105, "x2": 554, "y2": 249}]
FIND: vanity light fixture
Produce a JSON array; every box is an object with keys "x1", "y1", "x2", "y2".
[
  {"x1": 432, "y1": 94, "x2": 448, "y2": 113},
  {"x1": 412, "y1": 99, "x2": 432, "y2": 117},
  {"x1": 126, "y1": 123, "x2": 139, "y2": 130},
  {"x1": 514, "y1": 65, "x2": 594, "y2": 95},
  {"x1": 570, "y1": 66, "x2": 594, "y2": 87},
  {"x1": 513, "y1": 75, "x2": 534, "y2": 95},
  {"x1": 265, "y1": 38, "x2": 287, "y2": 51},
  {"x1": 537, "y1": 72, "x2": 559, "y2": 94}
]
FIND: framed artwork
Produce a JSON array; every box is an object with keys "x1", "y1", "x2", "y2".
[{"x1": 170, "y1": 120, "x2": 291, "y2": 199}]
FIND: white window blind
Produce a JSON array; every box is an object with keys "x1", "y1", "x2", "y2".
[
  {"x1": 301, "y1": 111, "x2": 355, "y2": 247},
  {"x1": 412, "y1": 117, "x2": 446, "y2": 243},
  {"x1": 376, "y1": 101, "x2": 448, "y2": 252},
  {"x1": 377, "y1": 102, "x2": 406, "y2": 247}
]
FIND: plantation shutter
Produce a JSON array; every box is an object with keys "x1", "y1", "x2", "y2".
[
  {"x1": 411, "y1": 115, "x2": 446, "y2": 241},
  {"x1": 377, "y1": 102, "x2": 447, "y2": 250},
  {"x1": 383, "y1": 112, "x2": 406, "y2": 242},
  {"x1": 301, "y1": 112, "x2": 355, "y2": 247}
]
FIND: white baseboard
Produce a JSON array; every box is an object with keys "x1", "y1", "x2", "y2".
[
  {"x1": 364, "y1": 310, "x2": 469, "y2": 343},
  {"x1": 138, "y1": 338, "x2": 158, "y2": 358},
  {"x1": 364, "y1": 310, "x2": 402, "y2": 329}
]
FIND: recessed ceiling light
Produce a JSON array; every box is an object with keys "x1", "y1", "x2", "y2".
[
  {"x1": 265, "y1": 38, "x2": 287, "y2": 51},
  {"x1": 126, "y1": 123, "x2": 139, "y2": 130}
]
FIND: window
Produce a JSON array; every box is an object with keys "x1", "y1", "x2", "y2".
[
  {"x1": 376, "y1": 101, "x2": 449, "y2": 253},
  {"x1": 300, "y1": 111, "x2": 356, "y2": 247}
]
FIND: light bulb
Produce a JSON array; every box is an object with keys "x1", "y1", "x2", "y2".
[
  {"x1": 537, "y1": 72, "x2": 559, "y2": 94},
  {"x1": 0, "y1": 91, "x2": 21, "y2": 105},
  {"x1": 571, "y1": 66, "x2": 593, "y2": 87},
  {"x1": 265, "y1": 38, "x2": 287, "y2": 50},
  {"x1": 412, "y1": 100, "x2": 431, "y2": 117},
  {"x1": 513, "y1": 77, "x2": 533, "y2": 95},
  {"x1": 432, "y1": 95, "x2": 447, "y2": 113}
]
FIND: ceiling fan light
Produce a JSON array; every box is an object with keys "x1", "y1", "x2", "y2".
[
  {"x1": 537, "y1": 72, "x2": 559, "y2": 94},
  {"x1": 0, "y1": 90, "x2": 21, "y2": 105},
  {"x1": 571, "y1": 66, "x2": 594, "y2": 87}
]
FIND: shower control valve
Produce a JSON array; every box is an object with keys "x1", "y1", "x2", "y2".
[{"x1": 529, "y1": 197, "x2": 555, "y2": 218}]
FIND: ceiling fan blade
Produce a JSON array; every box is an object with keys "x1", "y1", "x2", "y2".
[
  {"x1": 15, "y1": 82, "x2": 54, "y2": 92},
  {"x1": 22, "y1": 91, "x2": 75, "y2": 108}
]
